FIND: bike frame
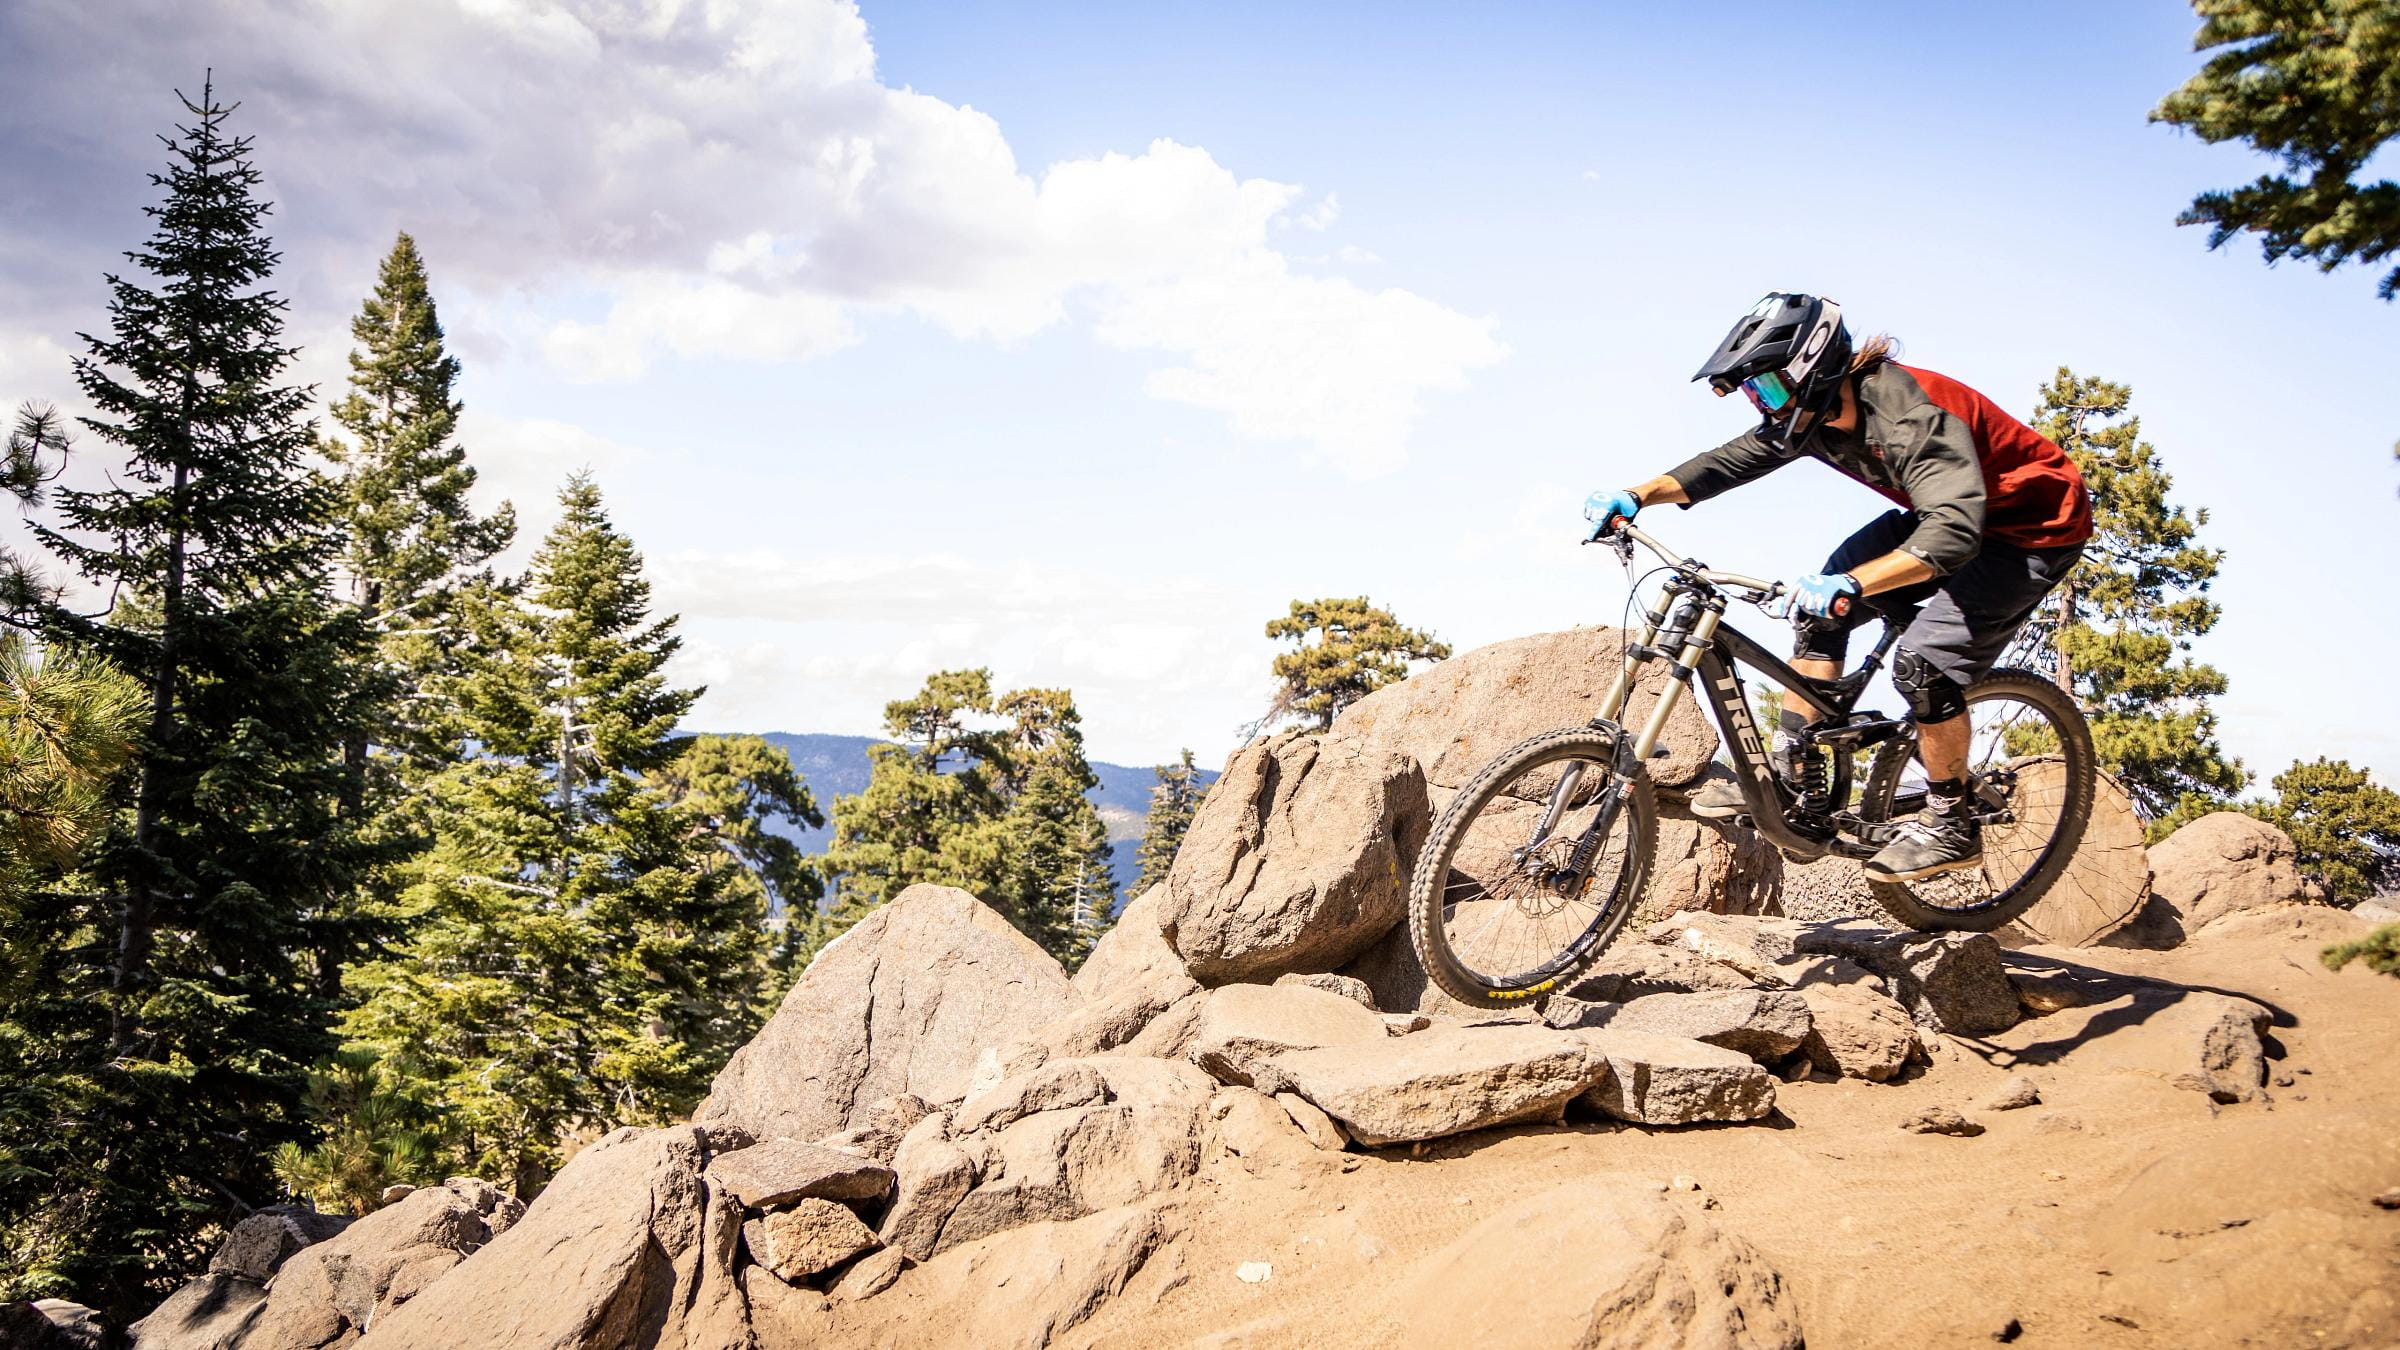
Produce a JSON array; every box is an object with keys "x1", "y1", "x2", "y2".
[{"x1": 1580, "y1": 522, "x2": 1916, "y2": 864}]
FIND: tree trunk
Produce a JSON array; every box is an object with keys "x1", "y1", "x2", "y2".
[{"x1": 2052, "y1": 580, "x2": 2076, "y2": 698}]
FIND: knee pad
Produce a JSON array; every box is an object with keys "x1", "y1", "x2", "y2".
[{"x1": 1892, "y1": 647, "x2": 1967, "y2": 723}]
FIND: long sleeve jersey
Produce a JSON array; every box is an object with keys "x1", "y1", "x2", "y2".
[{"x1": 1664, "y1": 362, "x2": 2093, "y2": 574}]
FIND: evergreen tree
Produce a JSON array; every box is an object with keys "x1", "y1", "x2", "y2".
[
  {"x1": 268, "y1": 1050, "x2": 437, "y2": 1217},
  {"x1": 823, "y1": 669, "x2": 1007, "y2": 929},
  {"x1": 2030, "y1": 369, "x2": 2247, "y2": 822},
  {"x1": 1, "y1": 81, "x2": 378, "y2": 1316},
  {"x1": 992, "y1": 688, "x2": 1112, "y2": 965},
  {"x1": 824, "y1": 672, "x2": 1112, "y2": 964},
  {"x1": 0, "y1": 405, "x2": 74, "y2": 623},
  {"x1": 343, "y1": 475, "x2": 763, "y2": 1192},
  {"x1": 2153, "y1": 0, "x2": 2400, "y2": 301},
  {"x1": 650, "y1": 733, "x2": 824, "y2": 1009},
  {"x1": 325, "y1": 232, "x2": 515, "y2": 648},
  {"x1": 1265, "y1": 598, "x2": 1450, "y2": 730},
  {"x1": 1133, "y1": 749, "x2": 1207, "y2": 894},
  {"x1": 2251, "y1": 757, "x2": 2400, "y2": 901}
]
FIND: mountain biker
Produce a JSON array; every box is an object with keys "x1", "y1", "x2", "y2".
[{"x1": 1585, "y1": 293, "x2": 2092, "y2": 882}]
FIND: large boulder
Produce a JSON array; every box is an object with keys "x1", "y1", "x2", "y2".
[
  {"x1": 935, "y1": 1058, "x2": 1213, "y2": 1254},
  {"x1": 1545, "y1": 990, "x2": 1812, "y2": 1063},
  {"x1": 1070, "y1": 886, "x2": 1185, "y2": 995},
  {"x1": 1646, "y1": 912, "x2": 2021, "y2": 1036},
  {"x1": 1181, "y1": 982, "x2": 1389, "y2": 1088},
  {"x1": 1403, "y1": 1178, "x2": 1804, "y2": 1349},
  {"x1": 1575, "y1": 1030, "x2": 1779, "y2": 1124},
  {"x1": 1797, "y1": 982, "x2": 1919, "y2": 1082},
  {"x1": 229, "y1": 1180, "x2": 521, "y2": 1350},
  {"x1": 703, "y1": 1138, "x2": 894, "y2": 1210},
  {"x1": 698, "y1": 885, "x2": 1079, "y2": 1141},
  {"x1": 1640, "y1": 813, "x2": 1785, "y2": 924},
  {"x1": 2149, "y1": 812, "x2": 2321, "y2": 934},
  {"x1": 1334, "y1": 920, "x2": 1494, "y2": 1020},
  {"x1": 916, "y1": 1205, "x2": 1166, "y2": 1350},
  {"x1": 967, "y1": 971, "x2": 1203, "y2": 1097},
  {"x1": 1330, "y1": 627, "x2": 1718, "y2": 791},
  {"x1": 359, "y1": 1126, "x2": 746, "y2": 1350},
  {"x1": 1159, "y1": 730, "x2": 1428, "y2": 984},
  {"x1": 1251, "y1": 1023, "x2": 1609, "y2": 1147}
]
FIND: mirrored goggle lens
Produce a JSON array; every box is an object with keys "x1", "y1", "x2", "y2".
[{"x1": 1741, "y1": 370, "x2": 1793, "y2": 413}]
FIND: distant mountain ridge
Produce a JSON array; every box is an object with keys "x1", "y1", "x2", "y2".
[{"x1": 713, "y1": 731, "x2": 1217, "y2": 907}]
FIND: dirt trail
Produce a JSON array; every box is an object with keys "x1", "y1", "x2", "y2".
[{"x1": 848, "y1": 908, "x2": 2400, "y2": 1348}]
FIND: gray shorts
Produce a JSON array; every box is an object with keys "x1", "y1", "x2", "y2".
[{"x1": 1793, "y1": 509, "x2": 2083, "y2": 687}]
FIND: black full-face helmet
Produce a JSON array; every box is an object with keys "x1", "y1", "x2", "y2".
[{"x1": 1692, "y1": 293, "x2": 1853, "y2": 435}]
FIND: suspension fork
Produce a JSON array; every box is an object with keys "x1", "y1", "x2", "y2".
[{"x1": 1528, "y1": 590, "x2": 1722, "y2": 853}]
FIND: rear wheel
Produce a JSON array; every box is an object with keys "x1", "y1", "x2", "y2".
[
  {"x1": 1856, "y1": 669, "x2": 2094, "y2": 931},
  {"x1": 1407, "y1": 728, "x2": 1657, "y2": 1008}
]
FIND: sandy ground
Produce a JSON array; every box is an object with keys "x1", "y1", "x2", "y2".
[{"x1": 839, "y1": 906, "x2": 2400, "y2": 1349}]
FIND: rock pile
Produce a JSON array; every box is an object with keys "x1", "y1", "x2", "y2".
[{"x1": 110, "y1": 627, "x2": 2324, "y2": 1349}]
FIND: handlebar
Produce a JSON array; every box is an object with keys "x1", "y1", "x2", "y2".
[{"x1": 1586, "y1": 517, "x2": 1852, "y2": 618}]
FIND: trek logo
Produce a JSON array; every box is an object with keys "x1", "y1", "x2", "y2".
[{"x1": 1715, "y1": 673, "x2": 1767, "y2": 767}]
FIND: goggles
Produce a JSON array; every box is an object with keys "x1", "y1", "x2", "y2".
[{"x1": 1713, "y1": 369, "x2": 1796, "y2": 416}]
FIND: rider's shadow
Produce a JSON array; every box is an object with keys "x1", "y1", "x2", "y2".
[{"x1": 1949, "y1": 950, "x2": 2295, "y2": 1072}]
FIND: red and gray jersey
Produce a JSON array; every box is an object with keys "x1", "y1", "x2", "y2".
[{"x1": 1664, "y1": 362, "x2": 2093, "y2": 574}]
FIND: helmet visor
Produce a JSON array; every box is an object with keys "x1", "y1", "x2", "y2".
[{"x1": 1739, "y1": 370, "x2": 1795, "y2": 415}]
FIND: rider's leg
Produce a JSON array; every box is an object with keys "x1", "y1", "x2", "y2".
[{"x1": 1865, "y1": 533, "x2": 2088, "y2": 881}]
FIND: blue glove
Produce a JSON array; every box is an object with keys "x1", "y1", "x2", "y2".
[
  {"x1": 1583, "y1": 489, "x2": 1640, "y2": 536},
  {"x1": 1792, "y1": 571, "x2": 1861, "y2": 617}
]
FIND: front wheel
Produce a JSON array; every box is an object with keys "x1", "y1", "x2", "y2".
[
  {"x1": 1407, "y1": 727, "x2": 1657, "y2": 1008},
  {"x1": 1856, "y1": 668, "x2": 2095, "y2": 932}
]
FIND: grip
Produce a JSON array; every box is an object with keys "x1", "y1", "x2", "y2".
[{"x1": 1830, "y1": 595, "x2": 1852, "y2": 618}]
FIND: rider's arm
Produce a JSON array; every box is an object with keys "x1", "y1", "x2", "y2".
[
  {"x1": 1660, "y1": 426, "x2": 1800, "y2": 505},
  {"x1": 1886, "y1": 408, "x2": 1987, "y2": 574},
  {"x1": 1627, "y1": 473, "x2": 1691, "y2": 507},
  {"x1": 1844, "y1": 548, "x2": 1938, "y2": 596}
]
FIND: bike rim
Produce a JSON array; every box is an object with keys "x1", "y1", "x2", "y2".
[
  {"x1": 1880, "y1": 686, "x2": 2078, "y2": 917},
  {"x1": 1434, "y1": 748, "x2": 1639, "y2": 991}
]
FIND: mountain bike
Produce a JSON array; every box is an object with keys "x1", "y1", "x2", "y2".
[{"x1": 1406, "y1": 518, "x2": 2095, "y2": 1009}]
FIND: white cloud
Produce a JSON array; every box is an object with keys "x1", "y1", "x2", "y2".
[
  {"x1": 0, "y1": 0, "x2": 1503, "y2": 477},
  {"x1": 650, "y1": 546, "x2": 1270, "y2": 762}
]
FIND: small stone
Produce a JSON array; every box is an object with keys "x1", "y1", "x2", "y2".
[
  {"x1": 1669, "y1": 1175, "x2": 1700, "y2": 1192},
  {"x1": 379, "y1": 1185, "x2": 416, "y2": 1205},
  {"x1": 1701, "y1": 1196, "x2": 1721, "y2": 1210},
  {"x1": 1992, "y1": 1315, "x2": 2023, "y2": 1342},
  {"x1": 744, "y1": 1198, "x2": 882, "y2": 1282},
  {"x1": 829, "y1": 1247, "x2": 907, "y2": 1302},
  {"x1": 1381, "y1": 1013, "x2": 1432, "y2": 1036},
  {"x1": 2372, "y1": 1188, "x2": 2400, "y2": 1211},
  {"x1": 1983, "y1": 1076, "x2": 2041, "y2": 1111},
  {"x1": 1236, "y1": 1261, "x2": 1273, "y2": 1284},
  {"x1": 1899, "y1": 1105, "x2": 1985, "y2": 1137},
  {"x1": 2272, "y1": 1072, "x2": 2296, "y2": 1088},
  {"x1": 2042, "y1": 1170, "x2": 2066, "y2": 1182}
]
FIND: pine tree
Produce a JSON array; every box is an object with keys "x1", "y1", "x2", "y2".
[
  {"x1": 991, "y1": 688, "x2": 1112, "y2": 964},
  {"x1": 654, "y1": 733, "x2": 824, "y2": 1006},
  {"x1": 1133, "y1": 748, "x2": 1207, "y2": 894},
  {"x1": 823, "y1": 669, "x2": 1007, "y2": 929},
  {"x1": 2252, "y1": 757, "x2": 2400, "y2": 902},
  {"x1": 268, "y1": 1050, "x2": 437, "y2": 1217},
  {"x1": 342, "y1": 475, "x2": 764, "y2": 1192},
  {"x1": 2152, "y1": 0, "x2": 2400, "y2": 301},
  {"x1": 325, "y1": 233, "x2": 515, "y2": 643},
  {"x1": 2030, "y1": 369, "x2": 2247, "y2": 822},
  {"x1": 1, "y1": 80, "x2": 378, "y2": 1316},
  {"x1": 0, "y1": 406, "x2": 75, "y2": 623},
  {"x1": 1265, "y1": 598, "x2": 1450, "y2": 730},
  {"x1": 824, "y1": 673, "x2": 1113, "y2": 964}
]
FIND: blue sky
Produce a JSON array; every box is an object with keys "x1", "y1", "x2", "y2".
[{"x1": 0, "y1": 0, "x2": 2392, "y2": 786}]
